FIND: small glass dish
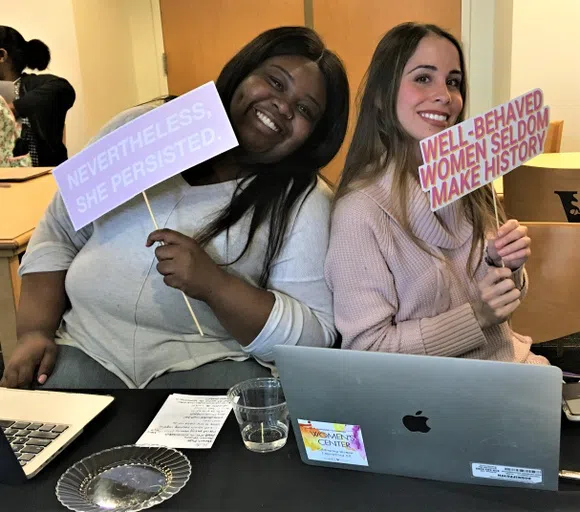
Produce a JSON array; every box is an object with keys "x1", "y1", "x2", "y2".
[{"x1": 55, "y1": 445, "x2": 191, "y2": 512}]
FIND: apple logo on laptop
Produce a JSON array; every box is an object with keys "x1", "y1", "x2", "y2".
[{"x1": 402, "y1": 411, "x2": 431, "y2": 433}]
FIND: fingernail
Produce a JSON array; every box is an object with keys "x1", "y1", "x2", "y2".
[{"x1": 38, "y1": 375, "x2": 46, "y2": 384}]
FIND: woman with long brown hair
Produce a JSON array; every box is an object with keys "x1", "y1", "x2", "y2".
[{"x1": 325, "y1": 22, "x2": 546, "y2": 363}]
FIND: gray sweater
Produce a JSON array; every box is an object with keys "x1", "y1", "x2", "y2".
[{"x1": 20, "y1": 105, "x2": 336, "y2": 388}]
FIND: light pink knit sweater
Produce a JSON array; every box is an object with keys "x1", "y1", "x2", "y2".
[{"x1": 325, "y1": 168, "x2": 547, "y2": 364}]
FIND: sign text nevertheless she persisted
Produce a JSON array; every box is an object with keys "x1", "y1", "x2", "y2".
[{"x1": 53, "y1": 82, "x2": 238, "y2": 230}]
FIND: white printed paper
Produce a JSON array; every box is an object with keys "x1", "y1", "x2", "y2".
[
  {"x1": 471, "y1": 462, "x2": 543, "y2": 484},
  {"x1": 136, "y1": 394, "x2": 232, "y2": 449}
]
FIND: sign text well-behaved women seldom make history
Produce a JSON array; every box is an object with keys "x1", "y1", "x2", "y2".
[
  {"x1": 418, "y1": 88, "x2": 550, "y2": 211},
  {"x1": 53, "y1": 82, "x2": 239, "y2": 230}
]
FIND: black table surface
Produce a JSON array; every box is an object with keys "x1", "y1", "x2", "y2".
[{"x1": 4, "y1": 389, "x2": 580, "y2": 511}]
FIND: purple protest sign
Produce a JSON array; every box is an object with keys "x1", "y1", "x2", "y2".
[{"x1": 53, "y1": 81, "x2": 238, "y2": 230}]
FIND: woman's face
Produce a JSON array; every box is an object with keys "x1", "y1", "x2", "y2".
[
  {"x1": 229, "y1": 55, "x2": 327, "y2": 164},
  {"x1": 396, "y1": 35, "x2": 464, "y2": 143}
]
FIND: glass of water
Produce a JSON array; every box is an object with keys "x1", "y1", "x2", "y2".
[{"x1": 227, "y1": 378, "x2": 289, "y2": 453}]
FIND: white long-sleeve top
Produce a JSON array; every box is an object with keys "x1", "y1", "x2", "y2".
[{"x1": 20, "y1": 105, "x2": 336, "y2": 388}]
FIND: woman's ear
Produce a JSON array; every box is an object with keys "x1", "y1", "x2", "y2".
[{"x1": 0, "y1": 48, "x2": 7, "y2": 64}]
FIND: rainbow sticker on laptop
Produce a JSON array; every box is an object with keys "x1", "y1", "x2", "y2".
[{"x1": 297, "y1": 420, "x2": 368, "y2": 467}]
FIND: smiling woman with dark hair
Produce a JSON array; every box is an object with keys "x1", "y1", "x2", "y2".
[{"x1": 1, "y1": 26, "x2": 349, "y2": 390}]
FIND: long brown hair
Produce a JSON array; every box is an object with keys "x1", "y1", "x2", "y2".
[{"x1": 335, "y1": 22, "x2": 505, "y2": 275}]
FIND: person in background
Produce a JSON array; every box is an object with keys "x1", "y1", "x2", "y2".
[
  {"x1": 0, "y1": 95, "x2": 31, "y2": 167},
  {"x1": 1, "y1": 26, "x2": 349, "y2": 389},
  {"x1": 0, "y1": 26, "x2": 75, "y2": 167},
  {"x1": 325, "y1": 22, "x2": 547, "y2": 364}
]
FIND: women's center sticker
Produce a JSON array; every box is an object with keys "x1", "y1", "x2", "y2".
[{"x1": 298, "y1": 419, "x2": 368, "y2": 466}]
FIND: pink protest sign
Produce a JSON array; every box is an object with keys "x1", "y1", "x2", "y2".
[
  {"x1": 418, "y1": 88, "x2": 550, "y2": 211},
  {"x1": 53, "y1": 82, "x2": 238, "y2": 230}
]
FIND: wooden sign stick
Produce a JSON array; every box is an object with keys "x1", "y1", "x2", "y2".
[{"x1": 142, "y1": 191, "x2": 205, "y2": 336}]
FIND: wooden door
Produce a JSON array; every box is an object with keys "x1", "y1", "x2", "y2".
[
  {"x1": 160, "y1": 0, "x2": 305, "y2": 95},
  {"x1": 313, "y1": 0, "x2": 462, "y2": 183},
  {"x1": 160, "y1": 0, "x2": 461, "y2": 183}
]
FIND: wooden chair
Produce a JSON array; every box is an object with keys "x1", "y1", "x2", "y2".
[
  {"x1": 511, "y1": 222, "x2": 580, "y2": 343},
  {"x1": 544, "y1": 120, "x2": 564, "y2": 153},
  {"x1": 503, "y1": 153, "x2": 580, "y2": 222}
]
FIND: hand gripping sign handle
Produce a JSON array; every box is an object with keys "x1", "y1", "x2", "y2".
[
  {"x1": 142, "y1": 191, "x2": 205, "y2": 336},
  {"x1": 491, "y1": 184, "x2": 505, "y2": 269}
]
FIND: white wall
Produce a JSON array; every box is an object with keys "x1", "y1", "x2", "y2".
[
  {"x1": 462, "y1": 0, "x2": 496, "y2": 118},
  {"x1": 469, "y1": 0, "x2": 580, "y2": 152},
  {"x1": 23, "y1": 0, "x2": 580, "y2": 158},
  {"x1": 124, "y1": 0, "x2": 168, "y2": 104},
  {"x1": 71, "y1": 0, "x2": 168, "y2": 145},
  {"x1": 3, "y1": 0, "x2": 167, "y2": 156},
  {"x1": 463, "y1": 0, "x2": 580, "y2": 194},
  {"x1": 462, "y1": 0, "x2": 504, "y2": 193},
  {"x1": 2, "y1": 0, "x2": 88, "y2": 156},
  {"x1": 71, "y1": 0, "x2": 139, "y2": 143},
  {"x1": 492, "y1": 0, "x2": 513, "y2": 107},
  {"x1": 510, "y1": 0, "x2": 580, "y2": 151}
]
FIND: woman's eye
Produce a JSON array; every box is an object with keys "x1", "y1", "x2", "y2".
[
  {"x1": 415, "y1": 75, "x2": 430, "y2": 84},
  {"x1": 297, "y1": 104, "x2": 312, "y2": 118},
  {"x1": 269, "y1": 76, "x2": 283, "y2": 90},
  {"x1": 447, "y1": 78, "x2": 461, "y2": 88}
]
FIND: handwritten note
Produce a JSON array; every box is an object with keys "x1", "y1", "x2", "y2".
[{"x1": 136, "y1": 394, "x2": 232, "y2": 449}]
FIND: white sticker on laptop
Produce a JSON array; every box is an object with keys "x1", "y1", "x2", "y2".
[
  {"x1": 297, "y1": 419, "x2": 368, "y2": 467},
  {"x1": 471, "y1": 462, "x2": 543, "y2": 484}
]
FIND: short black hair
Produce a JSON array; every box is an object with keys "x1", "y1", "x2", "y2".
[{"x1": 0, "y1": 26, "x2": 51, "y2": 74}]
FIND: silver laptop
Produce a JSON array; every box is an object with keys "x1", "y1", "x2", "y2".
[
  {"x1": 274, "y1": 346, "x2": 562, "y2": 490},
  {"x1": 0, "y1": 388, "x2": 114, "y2": 483}
]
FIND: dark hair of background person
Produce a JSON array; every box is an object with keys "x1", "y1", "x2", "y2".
[{"x1": 0, "y1": 26, "x2": 50, "y2": 75}]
